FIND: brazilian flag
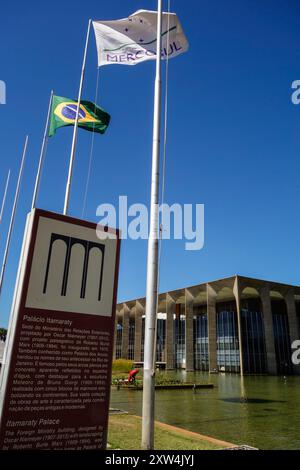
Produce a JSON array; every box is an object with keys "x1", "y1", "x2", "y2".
[{"x1": 48, "y1": 95, "x2": 110, "y2": 137}]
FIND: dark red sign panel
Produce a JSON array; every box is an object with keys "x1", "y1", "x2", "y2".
[{"x1": 0, "y1": 209, "x2": 120, "y2": 450}]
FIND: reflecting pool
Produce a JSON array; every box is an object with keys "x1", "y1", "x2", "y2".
[{"x1": 110, "y1": 372, "x2": 300, "y2": 449}]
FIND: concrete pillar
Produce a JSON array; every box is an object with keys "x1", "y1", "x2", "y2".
[
  {"x1": 206, "y1": 284, "x2": 217, "y2": 372},
  {"x1": 259, "y1": 286, "x2": 277, "y2": 374},
  {"x1": 185, "y1": 289, "x2": 194, "y2": 371},
  {"x1": 166, "y1": 294, "x2": 175, "y2": 369},
  {"x1": 285, "y1": 289, "x2": 300, "y2": 375},
  {"x1": 134, "y1": 301, "x2": 143, "y2": 362},
  {"x1": 121, "y1": 303, "x2": 130, "y2": 359}
]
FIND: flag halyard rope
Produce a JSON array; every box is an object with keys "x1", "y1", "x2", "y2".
[
  {"x1": 153, "y1": 0, "x2": 171, "y2": 373},
  {"x1": 81, "y1": 66, "x2": 100, "y2": 218}
]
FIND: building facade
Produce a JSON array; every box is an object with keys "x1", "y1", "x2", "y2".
[{"x1": 114, "y1": 276, "x2": 300, "y2": 375}]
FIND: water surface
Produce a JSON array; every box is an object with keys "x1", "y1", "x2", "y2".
[{"x1": 110, "y1": 372, "x2": 300, "y2": 449}]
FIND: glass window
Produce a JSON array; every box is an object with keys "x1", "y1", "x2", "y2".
[
  {"x1": 128, "y1": 318, "x2": 135, "y2": 360},
  {"x1": 174, "y1": 305, "x2": 185, "y2": 368},
  {"x1": 116, "y1": 319, "x2": 123, "y2": 359},
  {"x1": 241, "y1": 298, "x2": 267, "y2": 374},
  {"x1": 216, "y1": 301, "x2": 240, "y2": 373},
  {"x1": 193, "y1": 305, "x2": 208, "y2": 371},
  {"x1": 272, "y1": 299, "x2": 293, "y2": 375}
]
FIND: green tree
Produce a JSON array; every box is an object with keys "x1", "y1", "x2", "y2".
[{"x1": 0, "y1": 328, "x2": 7, "y2": 341}]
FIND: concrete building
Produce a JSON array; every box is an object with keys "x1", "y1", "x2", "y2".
[{"x1": 114, "y1": 275, "x2": 300, "y2": 375}]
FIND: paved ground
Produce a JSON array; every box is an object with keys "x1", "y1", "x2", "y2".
[{"x1": 151, "y1": 418, "x2": 236, "y2": 448}]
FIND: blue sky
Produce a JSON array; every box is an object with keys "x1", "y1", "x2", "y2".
[{"x1": 1, "y1": 0, "x2": 300, "y2": 327}]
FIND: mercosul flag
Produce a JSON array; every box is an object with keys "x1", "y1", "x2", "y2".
[
  {"x1": 49, "y1": 95, "x2": 110, "y2": 136},
  {"x1": 92, "y1": 9, "x2": 188, "y2": 67}
]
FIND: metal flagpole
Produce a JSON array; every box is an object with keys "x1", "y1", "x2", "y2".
[
  {"x1": 0, "y1": 136, "x2": 28, "y2": 297},
  {"x1": 142, "y1": 0, "x2": 163, "y2": 450},
  {"x1": 0, "y1": 170, "x2": 10, "y2": 225},
  {"x1": 31, "y1": 90, "x2": 54, "y2": 209},
  {"x1": 63, "y1": 19, "x2": 92, "y2": 216}
]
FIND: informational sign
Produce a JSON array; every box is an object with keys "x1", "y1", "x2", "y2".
[{"x1": 0, "y1": 209, "x2": 120, "y2": 450}]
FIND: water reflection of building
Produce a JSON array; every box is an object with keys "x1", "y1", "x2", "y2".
[{"x1": 114, "y1": 276, "x2": 300, "y2": 375}]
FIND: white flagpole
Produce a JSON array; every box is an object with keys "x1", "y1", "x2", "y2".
[
  {"x1": 0, "y1": 136, "x2": 28, "y2": 297},
  {"x1": 142, "y1": 0, "x2": 163, "y2": 450},
  {"x1": 63, "y1": 19, "x2": 92, "y2": 215},
  {"x1": 0, "y1": 170, "x2": 10, "y2": 225},
  {"x1": 31, "y1": 90, "x2": 54, "y2": 210}
]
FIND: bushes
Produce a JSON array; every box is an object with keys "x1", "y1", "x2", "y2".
[
  {"x1": 155, "y1": 371, "x2": 183, "y2": 385},
  {"x1": 112, "y1": 359, "x2": 134, "y2": 373},
  {"x1": 0, "y1": 328, "x2": 7, "y2": 341}
]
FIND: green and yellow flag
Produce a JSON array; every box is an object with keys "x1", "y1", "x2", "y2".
[{"x1": 49, "y1": 95, "x2": 110, "y2": 137}]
